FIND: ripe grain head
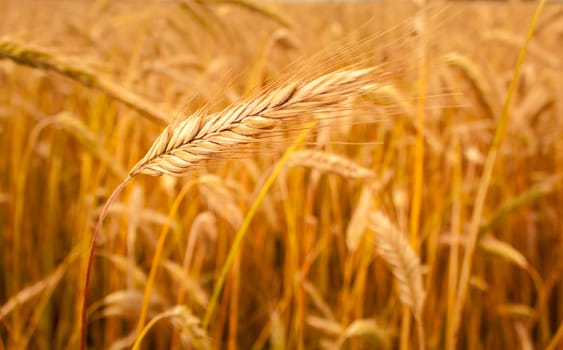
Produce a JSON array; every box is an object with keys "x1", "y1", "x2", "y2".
[{"x1": 130, "y1": 67, "x2": 380, "y2": 177}]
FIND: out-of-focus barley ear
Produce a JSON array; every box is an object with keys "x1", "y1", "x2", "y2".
[
  {"x1": 443, "y1": 52, "x2": 499, "y2": 120},
  {"x1": 287, "y1": 149, "x2": 375, "y2": 180},
  {"x1": 87, "y1": 289, "x2": 168, "y2": 323},
  {"x1": 369, "y1": 211, "x2": 425, "y2": 349},
  {"x1": 0, "y1": 39, "x2": 170, "y2": 125},
  {"x1": 369, "y1": 211, "x2": 425, "y2": 321},
  {"x1": 479, "y1": 235, "x2": 529, "y2": 270},
  {"x1": 132, "y1": 305, "x2": 209, "y2": 350},
  {"x1": 335, "y1": 319, "x2": 390, "y2": 350}
]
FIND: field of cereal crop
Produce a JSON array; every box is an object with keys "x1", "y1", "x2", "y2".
[{"x1": 1, "y1": 0, "x2": 562, "y2": 349}]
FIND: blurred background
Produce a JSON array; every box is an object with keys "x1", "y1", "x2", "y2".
[{"x1": 0, "y1": 0, "x2": 562, "y2": 349}]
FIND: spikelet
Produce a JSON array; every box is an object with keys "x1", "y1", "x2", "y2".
[
  {"x1": 369, "y1": 211, "x2": 425, "y2": 321},
  {"x1": 130, "y1": 68, "x2": 378, "y2": 177}
]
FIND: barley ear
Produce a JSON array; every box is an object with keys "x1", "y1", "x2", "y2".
[
  {"x1": 369, "y1": 211, "x2": 425, "y2": 321},
  {"x1": 128, "y1": 68, "x2": 378, "y2": 177},
  {"x1": 0, "y1": 39, "x2": 169, "y2": 125}
]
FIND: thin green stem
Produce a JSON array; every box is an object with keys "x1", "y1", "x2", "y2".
[
  {"x1": 203, "y1": 128, "x2": 310, "y2": 327},
  {"x1": 448, "y1": 1, "x2": 546, "y2": 348}
]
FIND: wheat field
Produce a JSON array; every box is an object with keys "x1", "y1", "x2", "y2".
[{"x1": 0, "y1": 0, "x2": 562, "y2": 349}]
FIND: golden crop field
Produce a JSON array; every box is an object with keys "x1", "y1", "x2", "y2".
[{"x1": 1, "y1": 0, "x2": 562, "y2": 349}]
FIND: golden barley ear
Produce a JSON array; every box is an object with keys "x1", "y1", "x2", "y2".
[
  {"x1": 129, "y1": 67, "x2": 379, "y2": 177},
  {"x1": 369, "y1": 211, "x2": 426, "y2": 321}
]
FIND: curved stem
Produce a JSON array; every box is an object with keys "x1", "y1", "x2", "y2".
[{"x1": 80, "y1": 176, "x2": 132, "y2": 350}]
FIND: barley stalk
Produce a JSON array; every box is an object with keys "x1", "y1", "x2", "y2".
[{"x1": 80, "y1": 67, "x2": 379, "y2": 349}]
